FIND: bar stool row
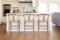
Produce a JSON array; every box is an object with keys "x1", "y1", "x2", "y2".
[{"x1": 7, "y1": 13, "x2": 50, "y2": 32}]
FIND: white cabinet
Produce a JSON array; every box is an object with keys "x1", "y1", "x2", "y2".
[
  {"x1": 32, "y1": 0, "x2": 38, "y2": 7},
  {"x1": 3, "y1": 0, "x2": 11, "y2": 4},
  {"x1": 0, "y1": 0, "x2": 2, "y2": 24}
]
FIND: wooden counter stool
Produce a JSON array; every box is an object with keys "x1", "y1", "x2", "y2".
[
  {"x1": 38, "y1": 14, "x2": 49, "y2": 32},
  {"x1": 8, "y1": 14, "x2": 20, "y2": 32},
  {"x1": 23, "y1": 14, "x2": 34, "y2": 32}
]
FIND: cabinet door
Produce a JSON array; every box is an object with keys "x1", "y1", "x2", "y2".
[
  {"x1": 32, "y1": 0, "x2": 38, "y2": 7},
  {"x1": 0, "y1": 0, "x2": 2, "y2": 24},
  {"x1": 0, "y1": 0, "x2": 2, "y2": 12}
]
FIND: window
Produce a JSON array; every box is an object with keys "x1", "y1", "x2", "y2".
[
  {"x1": 38, "y1": 3, "x2": 48, "y2": 13},
  {"x1": 49, "y1": 3, "x2": 58, "y2": 13},
  {"x1": 38, "y1": 2, "x2": 58, "y2": 13}
]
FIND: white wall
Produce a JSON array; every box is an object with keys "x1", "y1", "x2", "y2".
[{"x1": 58, "y1": 0, "x2": 60, "y2": 11}]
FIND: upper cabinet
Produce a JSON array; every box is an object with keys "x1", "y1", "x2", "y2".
[
  {"x1": 0, "y1": 0, "x2": 2, "y2": 24},
  {"x1": 2, "y1": 0, "x2": 11, "y2": 4},
  {"x1": 0, "y1": 0, "x2": 2, "y2": 12},
  {"x1": 32, "y1": 0, "x2": 38, "y2": 8}
]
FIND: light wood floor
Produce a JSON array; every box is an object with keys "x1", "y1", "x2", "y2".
[{"x1": 0, "y1": 24, "x2": 60, "y2": 40}]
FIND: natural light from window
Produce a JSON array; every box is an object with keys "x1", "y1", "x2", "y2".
[
  {"x1": 49, "y1": 3, "x2": 58, "y2": 13},
  {"x1": 38, "y1": 3, "x2": 48, "y2": 13},
  {"x1": 38, "y1": 2, "x2": 58, "y2": 13}
]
